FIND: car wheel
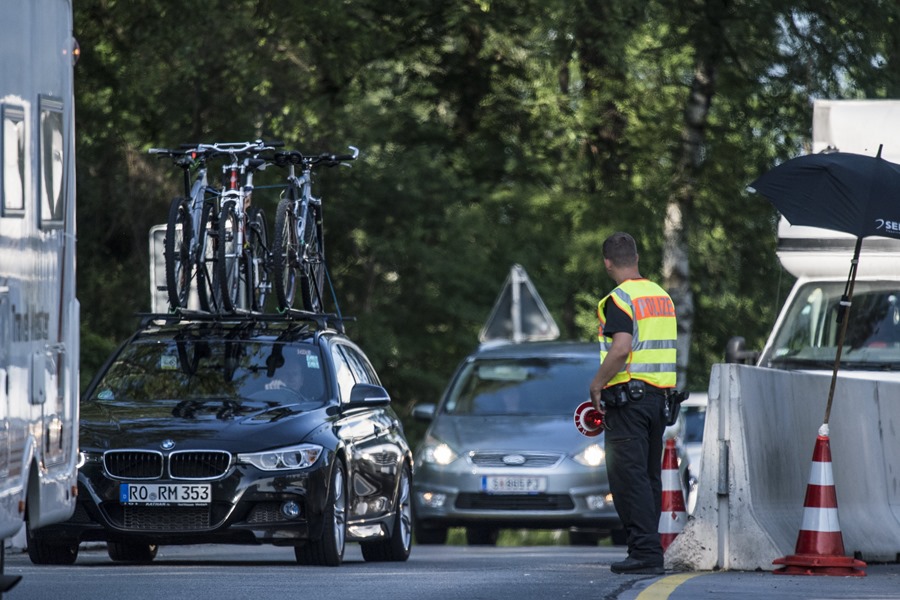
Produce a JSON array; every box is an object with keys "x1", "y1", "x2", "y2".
[
  {"x1": 26, "y1": 522, "x2": 78, "y2": 565},
  {"x1": 413, "y1": 520, "x2": 448, "y2": 545},
  {"x1": 465, "y1": 526, "x2": 498, "y2": 546},
  {"x1": 295, "y1": 460, "x2": 346, "y2": 567},
  {"x1": 107, "y1": 541, "x2": 158, "y2": 563},
  {"x1": 568, "y1": 529, "x2": 600, "y2": 546},
  {"x1": 361, "y1": 464, "x2": 412, "y2": 562},
  {"x1": 609, "y1": 528, "x2": 628, "y2": 546}
]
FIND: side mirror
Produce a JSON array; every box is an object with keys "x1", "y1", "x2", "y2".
[
  {"x1": 346, "y1": 383, "x2": 391, "y2": 409},
  {"x1": 725, "y1": 336, "x2": 759, "y2": 365},
  {"x1": 412, "y1": 403, "x2": 436, "y2": 423}
]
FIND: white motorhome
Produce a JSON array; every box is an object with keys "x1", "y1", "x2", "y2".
[
  {"x1": 729, "y1": 99, "x2": 900, "y2": 378},
  {"x1": 0, "y1": 0, "x2": 80, "y2": 582}
]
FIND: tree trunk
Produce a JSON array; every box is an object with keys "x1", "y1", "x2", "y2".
[{"x1": 664, "y1": 55, "x2": 717, "y2": 388}]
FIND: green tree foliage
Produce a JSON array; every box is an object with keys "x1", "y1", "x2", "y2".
[{"x1": 72, "y1": 1, "x2": 900, "y2": 439}]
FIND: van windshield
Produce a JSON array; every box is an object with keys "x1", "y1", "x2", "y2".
[{"x1": 764, "y1": 280, "x2": 900, "y2": 370}]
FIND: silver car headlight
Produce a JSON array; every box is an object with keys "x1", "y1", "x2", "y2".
[
  {"x1": 420, "y1": 435, "x2": 458, "y2": 466},
  {"x1": 573, "y1": 443, "x2": 605, "y2": 467},
  {"x1": 238, "y1": 443, "x2": 323, "y2": 471}
]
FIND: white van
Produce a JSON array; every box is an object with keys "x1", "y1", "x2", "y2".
[
  {"x1": 728, "y1": 100, "x2": 900, "y2": 379},
  {"x1": 728, "y1": 218, "x2": 900, "y2": 379}
]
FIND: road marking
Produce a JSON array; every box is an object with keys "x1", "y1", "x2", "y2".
[{"x1": 635, "y1": 572, "x2": 706, "y2": 600}]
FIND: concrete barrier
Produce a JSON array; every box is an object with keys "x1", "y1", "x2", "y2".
[{"x1": 666, "y1": 363, "x2": 900, "y2": 571}]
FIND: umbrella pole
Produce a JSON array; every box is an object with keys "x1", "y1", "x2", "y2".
[{"x1": 824, "y1": 237, "x2": 863, "y2": 425}]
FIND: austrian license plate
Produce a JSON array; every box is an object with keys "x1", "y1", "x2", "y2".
[
  {"x1": 119, "y1": 482, "x2": 212, "y2": 506},
  {"x1": 481, "y1": 476, "x2": 547, "y2": 494}
]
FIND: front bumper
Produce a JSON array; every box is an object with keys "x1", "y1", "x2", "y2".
[
  {"x1": 33, "y1": 462, "x2": 333, "y2": 547},
  {"x1": 412, "y1": 458, "x2": 620, "y2": 530}
]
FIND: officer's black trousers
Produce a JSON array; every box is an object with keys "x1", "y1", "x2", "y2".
[{"x1": 604, "y1": 389, "x2": 666, "y2": 564}]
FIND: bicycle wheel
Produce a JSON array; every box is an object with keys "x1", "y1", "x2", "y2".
[
  {"x1": 164, "y1": 197, "x2": 192, "y2": 310},
  {"x1": 247, "y1": 206, "x2": 269, "y2": 312},
  {"x1": 215, "y1": 200, "x2": 242, "y2": 312},
  {"x1": 196, "y1": 200, "x2": 218, "y2": 312},
  {"x1": 299, "y1": 204, "x2": 326, "y2": 313},
  {"x1": 272, "y1": 196, "x2": 298, "y2": 311}
]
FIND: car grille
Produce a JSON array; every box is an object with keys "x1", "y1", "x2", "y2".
[
  {"x1": 469, "y1": 451, "x2": 563, "y2": 468},
  {"x1": 122, "y1": 505, "x2": 211, "y2": 530},
  {"x1": 104, "y1": 450, "x2": 232, "y2": 480},
  {"x1": 169, "y1": 451, "x2": 232, "y2": 480},
  {"x1": 104, "y1": 451, "x2": 164, "y2": 479},
  {"x1": 455, "y1": 493, "x2": 575, "y2": 511}
]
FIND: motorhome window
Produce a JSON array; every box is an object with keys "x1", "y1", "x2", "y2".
[
  {"x1": 444, "y1": 357, "x2": 597, "y2": 416},
  {"x1": 39, "y1": 97, "x2": 65, "y2": 228},
  {"x1": 2, "y1": 105, "x2": 26, "y2": 216},
  {"x1": 770, "y1": 281, "x2": 900, "y2": 368}
]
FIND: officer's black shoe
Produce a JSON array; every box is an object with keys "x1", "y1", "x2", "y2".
[{"x1": 610, "y1": 557, "x2": 664, "y2": 575}]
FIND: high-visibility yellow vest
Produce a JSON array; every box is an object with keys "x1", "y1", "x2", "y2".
[{"x1": 597, "y1": 278, "x2": 677, "y2": 388}]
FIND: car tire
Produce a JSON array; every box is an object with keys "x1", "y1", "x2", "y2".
[
  {"x1": 107, "y1": 541, "x2": 158, "y2": 563},
  {"x1": 610, "y1": 528, "x2": 628, "y2": 546},
  {"x1": 295, "y1": 460, "x2": 346, "y2": 567},
  {"x1": 465, "y1": 526, "x2": 498, "y2": 546},
  {"x1": 568, "y1": 529, "x2": 600, "y2": 546},
  {"x1": 413, "y1": 520, "x2": 448, "y2": 545},
  {"x1": 26, "y1": 522, "x2": 78, "y2": 565},
  {"x1": 361, "y1": 465, "x2": 412, "y2": 562}
]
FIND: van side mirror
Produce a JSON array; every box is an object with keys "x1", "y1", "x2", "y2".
[{"x1": 725, "y1": 336, "x2": 759, "y2": 365}]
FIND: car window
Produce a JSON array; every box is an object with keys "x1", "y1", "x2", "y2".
[
  {"x1": 340, "y1": 344, "x2": 380, "y2": 385},
  {"x1": 443, "y1": 356, "x2": 597, "y2": 416},
  {"x1": 682, "y1": 406, "x2": 706, "y2": 444},
  {"x1": 87, "y1": 338, "x2": 327, "y2": 410},
  {"x1": 330, "y1": 344, "x2": 357, "y2": 404}
]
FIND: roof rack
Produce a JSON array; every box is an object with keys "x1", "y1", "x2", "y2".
[{"x1": 136, "y1": 308, "x2": 355, "y2": 333}]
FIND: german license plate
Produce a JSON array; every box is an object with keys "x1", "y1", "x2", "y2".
[
  {"x1": 481, "y1": 476, "x2": 547, "y2": 494},
  {"x1": 119, "y1": 482, "x2": 211, "y2": 506}
]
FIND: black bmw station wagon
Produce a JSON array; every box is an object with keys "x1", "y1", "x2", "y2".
[{"x1": 28, "y1": 316, "x2": 412, "y2": 566}]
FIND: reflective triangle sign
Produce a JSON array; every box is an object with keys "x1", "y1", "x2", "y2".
[{"x1": 479, "y1": 264, "x2": 560, "y2": 343}]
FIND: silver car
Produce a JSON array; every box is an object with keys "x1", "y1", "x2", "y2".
[{"x1": 411, "y1": 341, "x2": 624, "y2": 546}]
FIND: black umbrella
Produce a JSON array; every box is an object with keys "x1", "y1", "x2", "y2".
[{"x1": 749, "y1": 147, "x2": 900, "y2": 424}]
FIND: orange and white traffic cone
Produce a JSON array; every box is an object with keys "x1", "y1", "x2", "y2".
[
  {"x1": 659, "y1": 438, "x2": 687, "y2": 552},
  {"x1": 773, "y1": 424, "x2": 866, "y2": 576}
]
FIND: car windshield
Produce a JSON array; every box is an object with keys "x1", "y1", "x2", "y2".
[
  {"x1": 443, "y1": 356, "x2": 597, "y2": 416},
  {"x1": 765, "y1": 281, "x2": 900, "y2": 370},
  {"x1": 681, "y1": 407, "x2": 706, "y2": 444},
  {"x1": 86, "y1": 337, "x2": 328, "y2": 409}
]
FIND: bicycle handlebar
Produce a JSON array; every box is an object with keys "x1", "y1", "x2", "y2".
[{"x1": 272, "y1": 146, "x2": 359, "y2": 168}]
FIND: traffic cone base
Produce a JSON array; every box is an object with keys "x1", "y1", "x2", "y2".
[
  {"x1": 659, "y1": 438, "x2": 687, "y2": 552},
  {"x1": 773, "y1": 553, "x2": 866, "y2": 576},
  {"x1": 772, "y1": 427, "x2": 866, "y2": 577}
]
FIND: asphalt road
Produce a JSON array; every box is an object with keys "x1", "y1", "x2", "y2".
[{"x1": 3, "y1": 543, "x2": 899, "y2": 600}]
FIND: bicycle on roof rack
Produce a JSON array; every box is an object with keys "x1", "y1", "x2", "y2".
[
  {"x1": 206, "y1": 140, "x2": 283, "y2": 313},
  {"x1": 271, "y1": 146, "x2": 358, "y2": 313},
  {"x1": 149, "y1": 145, "x2": 220, "y2": 312}
]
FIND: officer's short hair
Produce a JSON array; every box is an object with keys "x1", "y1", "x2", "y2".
[{"x1": 602, "y1": 232, "x2": 638, "y2": 268}]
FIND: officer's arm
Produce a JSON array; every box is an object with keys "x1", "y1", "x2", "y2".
[{"x1": 589, "y1": 331, "x2": 633, "y2": 410}]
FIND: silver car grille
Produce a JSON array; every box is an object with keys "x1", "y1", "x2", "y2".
[{"x1": 468, "y1": 451, "x2": 564, "y2": 468}]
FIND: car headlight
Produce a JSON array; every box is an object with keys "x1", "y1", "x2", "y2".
[
  {"x1": 238, "y1": 443, "x2": 323, "y2": 471},
  {"x1": 573, "y1": 443, "x2": 605, "y2": 467},
  {"x1": 420, "y1": 436, "x2": 458, "y2": 466}
]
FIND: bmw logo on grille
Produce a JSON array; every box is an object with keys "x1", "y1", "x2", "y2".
[
  {"x1": 160, "y1": 439, "x2": 176, "y2": 451},
  {"x1": 502, "y1": 454, "x2": 526, "y2": 466}
]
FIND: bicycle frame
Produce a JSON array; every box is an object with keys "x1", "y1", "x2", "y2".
[{"x1": 208, "y1": 141, "x2": 278, "y2": 313}]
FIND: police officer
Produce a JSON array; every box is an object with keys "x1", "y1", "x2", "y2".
[{"x1": 589, "y1": 232, "x2": 677, "y2": 575}]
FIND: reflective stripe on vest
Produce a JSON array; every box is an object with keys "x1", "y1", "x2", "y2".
[{"x1": 597, "y1": 279, "x2": 677, "y2": 388}]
